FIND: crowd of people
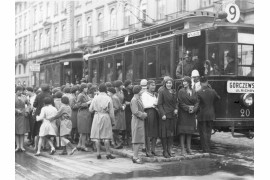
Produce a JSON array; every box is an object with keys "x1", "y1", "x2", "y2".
[{"x1": 15, "y1": 72, "x2": 220, "y2": 164}]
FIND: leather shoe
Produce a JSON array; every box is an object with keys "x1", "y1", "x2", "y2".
[
  {"x1": 132, "y1": 157, "x2": 143, "y2": 164},
  {"x1": 106, "y1": 154, "x2": 116, "y2": 159},
  {"x1": 50, "y1": 149, "x2": 56, "y2": 155}
]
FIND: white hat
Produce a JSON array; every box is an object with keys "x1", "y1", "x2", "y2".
[
  {"x1": 140, "y1": 79, "x2": 147, "y2": 86},
  {"x1": 191, "y1": 70, "x2": 200, "y2": 77}
]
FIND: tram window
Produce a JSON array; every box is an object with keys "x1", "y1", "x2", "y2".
[
  {"x1": 208, "y1": 29, "x2": 237, "y2": 42},
  {"x1": 115, "y1": 54, "x2": 123, "y2": 81},
  {"x1": 124, "y1": 52, "x2": 133, "y2": 81},
  {"x1": 91, "y1": 60, "x2": 97, "y2": 84},
  {"x1": 159, "y1": 44, "x2": 170, "y2": 77},
  {"x1": 52, "y1": 63, "x2": 60, "y2": 86},
  {"x1": 98, "y1": 58, "x2": 105, "y2": 83},
  {"x1": 40, "y1": 66, "x2": 45, "y2": 85},
  {"x1": 105, "y1": 56, "x2": 114, "y2": 82},
  {"x1": 146, "y1": 47, "x2": 156, "y2": 78},
  {"x1": 207, "y1": 44, "x2": 236, "y2": 75},
  {"x1": 72, "y1": 62, "x2": 83, "y2": 84},
  {"x1": 63, "y1": 63, "x2": 71, "y2": 84},
  {"x1": 238, "y1": 45, "x2": 254, "y2": 76},
  {"x1": 134, "y1": 49, "x2": 144, "y2": 80}
]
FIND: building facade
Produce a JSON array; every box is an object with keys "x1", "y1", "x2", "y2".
[{"x1": 15, "y1": 0, "x2": 254, "y2": 87}]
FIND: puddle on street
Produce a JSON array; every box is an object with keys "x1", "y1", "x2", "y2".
[{"x1": 89, "y1": 158, "x2": 253, "y2": 180}]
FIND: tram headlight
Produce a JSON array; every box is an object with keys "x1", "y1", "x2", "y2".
[{"x1": 242, "y1": 93, "x2": 253, "y2": 107}]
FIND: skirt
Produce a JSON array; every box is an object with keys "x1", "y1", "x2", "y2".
[
  {"x1": 144, "y1": 108, "x2": 159, "y2": 138},
  {"x1": 131, "y1": 117, "x2": 145, "y2": 144},
  {"x1": 60, "y1": 119, "x2": 72, "y2": 136},
  {"x1": 77, "y1": 109, "x2": 92, "y2": 134},
  {"x1": 71, "y1": 109, "x2": 78, "y2": 129},
  {"x1": 177, "y1": 109, "x2": 196, "y2": 134},
  {"x1": 15, "y1": 114, "x2": 29, "y2": 135},
  {"x1": 39, "y1": 120, "x2": 57, "y2": 137},
  {"x1": 90, "y1": 112, "x2": 113, "y2": 141},
  {"x1": 125, "y1": 106, "x2": 132, "y2": 133},
  {"x1": 159, "y1": 117, "x2": 176, "y2": 138}
]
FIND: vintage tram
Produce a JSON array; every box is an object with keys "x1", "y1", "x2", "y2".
[
  {"x1": 39, "y1": 10, "x2": 254, "y2": 138},
  {"x1": 83, "y1": 11, "x2": 254, "y2": 138}
]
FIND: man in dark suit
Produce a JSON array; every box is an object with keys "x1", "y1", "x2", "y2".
[{"x1": 197, "y1": 77, "x2": 220, "y2": 152}]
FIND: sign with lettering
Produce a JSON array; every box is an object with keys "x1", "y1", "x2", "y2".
[
  {"x1": 227, "y1": 81, "x2": 254, "y2": 93},
  {"x1": 30, "y1": 64, "x2": 40, "y2": 72},
  {"x1": 187, "y1": 30, "x2": 201, "y2": 38}
]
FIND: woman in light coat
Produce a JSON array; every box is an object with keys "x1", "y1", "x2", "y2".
[{"x1": 130, "y1": 85, "x2": 147, "y2": 164}]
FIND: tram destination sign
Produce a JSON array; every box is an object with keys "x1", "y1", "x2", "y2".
[
  {"x1": 187, "y1": 30, "x2": 201, "y2": 38},
  {"x1": 29, "y1": 64, "x2": 40, "y2": 72},
  {"x1": 227, "y1": 81, "x2": 254, "y2": 93}
]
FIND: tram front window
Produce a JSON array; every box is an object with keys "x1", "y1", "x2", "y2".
[
  {"x1": 238, "y1": 44, "x2": 254, "y2": 77},
  {"x1": 207, "y1": 44, "x2": 236, "y2": 75}
]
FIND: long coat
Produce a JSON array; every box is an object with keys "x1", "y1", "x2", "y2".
[
  {"x1": 33, "y1": 91, "x2": 54, "y2": 137},
  {"x1": 70, "y1": 94, "x2": 79, "y2": 128},
  {"x1": 111, "y1": 94, "x2": 123, "y2": 130},
  {"x1": 76, "y1": 92, "x2": 92, "y2": 133},
  {"x1": 157, "y1": 87, "x2": 177, "y2": 137},
  {"x1": 115, "y1": 90, "x2": 126, "y2": 130},
  {"x1": 197, "y1": 86, "x2": 220, "y2": 121},
  {"x1": 177, "y1": 88, "x2": 199, "y2": 134},
  {"x1": 123, "y1": 88, "x2": 133, "y2": 134},
  {"x1": 89, "y1": 92, "x2": 115, "y2": 140},
  {"x1": 130, "y1": 96, "x2": 146, "y2": 144},
  {"x1": 15, "y1": 94, "x2": 30, "y2": 135}
]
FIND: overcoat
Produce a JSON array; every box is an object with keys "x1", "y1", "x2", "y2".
[
  {"x1": 76, "y1": 92, "x2": 92, "y2": 133},
  {"x1": 15, "y1": 94, "x2": 30, "y2": 135},
  {"x1": 70, "y1": 94, "x2": 79, "y2": 128},
  {"x1": 89, "y1": 92, "x2": 115, "y2": 140},
  {"x1": 177, "y1": 88, "x2": 199, "y2": 134},
  {"x1": 130, "y1": 96, "x2": 146, "y2": 144},
  {"x1": 115, "y1": 90, "x2": 126, "y2": 130}
]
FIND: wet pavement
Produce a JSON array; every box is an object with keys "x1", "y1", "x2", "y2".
[{"x1": 15, "y1": 132, "x2": 254, "y2": 180}]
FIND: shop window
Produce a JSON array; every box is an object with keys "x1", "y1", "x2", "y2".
[
  {"x1": 146, "y1": 47, "x2": 156, "y2": 78},
  {"x1": 124, "y1": 52, "x2": 133, "y2": 81},
  {"x1": 105, "y1": 56, "x2": 114, "y2": 82},
  {"x1": 115, "y1": 54, "x2": 123, "y2": 81},
  {"x1": 159, "y1": 44, "x2": 171, "y2": 77}
]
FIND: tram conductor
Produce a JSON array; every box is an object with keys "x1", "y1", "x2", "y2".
[{"x1": 176, "y1": 51, "x2": 196, "y2": 79}]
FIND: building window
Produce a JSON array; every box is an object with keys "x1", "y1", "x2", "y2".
[
  {"x1": 75, "y1": 1, "x2": 81, "y2": 9},
  {"x1": 54, "y1": 2, "x2": 58, "y2": 16},
  {"x1": 24, "y1": 38, "x2": 27, "y2": 54},
  {"x1": 200, "y1": 0, "x2": 213, "y2": 8},
  {"x1": 124, "y1": 4, "x2": 130, "y2": 28},
  {"x1": 15, "y1": 19, "x2": 17, "y2": 34},
  {"x1": 61, "y1": 1, "x2": 66, "y2": 13},
  {"x1": 76, "y1": 20, "x2": 81, "y2": 40},
  {"x1": 97, "y1": 13, "x2": 103, "y2": 34},
  {"x1": 157, "y1": 0, "x2": 165, "y2": 20},
  {"x1": 24, "y1": 14, "x2": 27, "y2": 30},
  {"x1": 19, "y1": 16, "x2": 22, "y2": 32},
  {"x1": 39, "y1": 32, "x2": 43, "y2": 49},
  {"x1": 39, "y1": 4, "x2": 43, "y2": 21},
  {"x1": 178, "y1": 0, "x2": 187, "y2": 12},
  {"x1": 140, "y1": 0, "x2": 147, "y2": 21},
  {"x1": 19, "y1": 65, "x2": 21, "y2": 75},
  {"x1": 61, "y1": 23, "x2": 66, "y2": 43},
  {"x1": 46, "y1": 2, "x2": 50, "y2": 18},
  {"x1": 45, "y1": 29, "x2": 51, "y2": 47},
  {"x1": 19, "y1": 40, "x2": 22, "y2": 54},
  {"x1": 33, "y1": 7, "x2": 37, "y2": 24},
  {"x1": 34, "y1": 34, "x2": 38, "y2": 51},
  {"x1": 54, "y1": 26, "x2": 59, "y2": 45},
  {"x1": 86, "y1": 17, "x2": 92, "y2": 36},
  {"x1": 110, "y1": 8, "x2": 117, "y2": 30}
]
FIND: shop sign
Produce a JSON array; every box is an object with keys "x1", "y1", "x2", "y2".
[
  {"x1": 30, "y1": 64, "x2": 40, "y2": 72},
  {"x1": 227, "y1": 81, "x2": 254, "y2": 93},
  {"x1": 187, "y1": 30, "x2": 201, "y2": 38}
]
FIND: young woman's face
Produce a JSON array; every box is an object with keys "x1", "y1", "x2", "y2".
[
  {"x1": 165, "y1": 81, "x2": 173, "y2": 90},
  {"x1": 83, "y1": 87, "x2": 88, "y2": 93},
  {"x1": 16, "y1": 90, "x2": 23, "y2": 96},
  {"x1": 107, "y1": 92, "x2": 112, "y2": 97},
  {"x1": 183, "y1": 81, "x2": 189, "y2": 88},
  {"x1": 149, "y1": 83, "x2": 156, "y2": 92}
]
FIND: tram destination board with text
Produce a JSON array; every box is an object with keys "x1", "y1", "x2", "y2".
[{"x1": 227, "y1": 81, "x2": 254, "y2": 93}]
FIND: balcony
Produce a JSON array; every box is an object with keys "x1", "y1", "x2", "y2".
[
  {"x1": 77, "y1": 36, "x2": 93, "y2": 47},
  {"x1": 100, "y1": 30, "x2": 118, "y2": 41},
  {"x1": 165, "y1": 10, "x2": 189, "y2": 21}
]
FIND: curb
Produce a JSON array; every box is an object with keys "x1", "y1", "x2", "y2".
[{"x1": 101, "y1": 146, "x2": 210, "y2": 163}]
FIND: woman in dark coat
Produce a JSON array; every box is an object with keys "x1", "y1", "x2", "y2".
[
  {"x1": 15, "y1": 85, "x2": 30, "y2": 152},
  {"x1": 76, "y1": 83, "x2": 92, "y2": 151},
  {"x1": 130, "y1": 85, "x2": 147, "y2": 164},
  {"x1": 157, "y1": 77, "x2": 178, "y2": 158},
  {"x1": 33, "y1": 84, "x2": 54, "y2": 151},
  {"x1": 70, "y1": 86, "x2": 79, "y2": 143},
  {"x1": 177, "y1": 76, "x2": 199, "y2": 155},
  {"x1": 123, "y1": 80, "x2": 133, "y2": 144}
]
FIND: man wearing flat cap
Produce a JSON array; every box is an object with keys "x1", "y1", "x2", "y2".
[{"x1": 176, "y1": 51, "x2": 197, "y2": 79}]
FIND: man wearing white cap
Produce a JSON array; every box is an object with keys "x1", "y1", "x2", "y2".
[{"x1": 191, "y1": 70, "x2": 201, "y2": 92}]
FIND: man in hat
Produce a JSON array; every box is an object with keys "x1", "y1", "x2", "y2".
[
  {"x1": 224, "y1": 51, "x2": 235, "y2": 74},
  {"x1": 176, "y1": 51, "x2": 196, "y2": 79},
  {"x1": 197, "y1": 76, "x2": 220, "y2": 153}
]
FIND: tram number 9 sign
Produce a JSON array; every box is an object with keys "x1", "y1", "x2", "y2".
[{"x1": 225, "y1": 3, "x2": 240, "y2": 23}]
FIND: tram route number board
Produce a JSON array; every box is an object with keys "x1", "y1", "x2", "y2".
[
  {"x1": 225, "y1": 3, "x2": 240, "y2": 23},
  {"x1": 227, "y1": 80, "x2": 254, "y2": 93}
]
